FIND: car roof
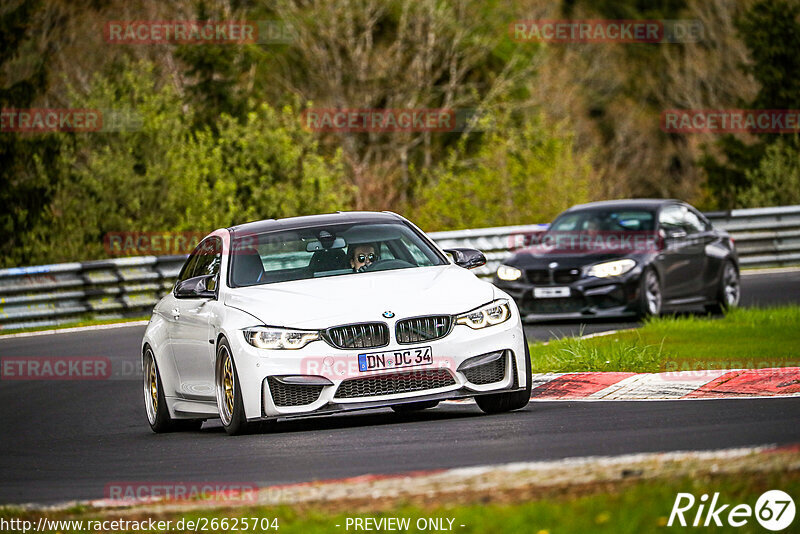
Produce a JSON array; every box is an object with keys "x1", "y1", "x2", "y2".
[
  {"x1": 228, "y1": 211, "x2": 404, "y2": 236},
  {"x1": 564, "y1": 198, "x2": 685, "y2": 212}
]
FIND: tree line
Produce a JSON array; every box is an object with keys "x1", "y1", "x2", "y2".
[{"x1": 1, "y1": 0, "x2": 798, "y2": 267}]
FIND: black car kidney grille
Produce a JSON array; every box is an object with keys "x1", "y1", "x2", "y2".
[
  {"x1": 396, "y1": 315, "x2": 452, "y2": 344},
  {"x1": 334, "y1": 368, "x2": 455, "y2": 399},
  {"x1": 527, "y1": 268, "x2": 581, "y2": 285},
  {"x1": 463, "y1": 353, "x2": 507, "y2": 385},
  {"x1": 267, "y1": 377, "x2": 324, "y2": 407},
  {"x1": 527, "y1": 269, "x2": 549, "y2": 284},
  {"x1": 325, "y1": 323, "x2": 389, "y2": 349},
  {"x1": 553, "y1": 269, "x2": 582, "y2": 284}
]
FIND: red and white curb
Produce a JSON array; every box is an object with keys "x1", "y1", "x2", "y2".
[
  {"x1": 526, "y1": 368, "x2": 800, "y2": 400},
  {"x1": 81, "y1": 444, "x2": 800, "y2": 511},
  {"x1": 444, "y1": 367, "x2": 800, "y2": 403}
]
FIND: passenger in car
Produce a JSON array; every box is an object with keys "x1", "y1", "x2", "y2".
[{"x1": 349, "y1": 244, "x2": 378, "y2": 272}]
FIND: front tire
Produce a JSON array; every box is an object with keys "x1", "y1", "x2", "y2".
[
  {"x1": 143, "y1": 347, "x2": 202, "y2": 433},
  {"x1": 475, "y1": 339, "x2": 532, "y2": 414},
  {"x1": 637, "y1": 267, "x2": 662, "y2": 318},
  {"x1": 705, "y1": 261, "x2": 740, "y2": 315},
  {"x1": 215, "y1": 338, "x2": 267, "y2": 436}
]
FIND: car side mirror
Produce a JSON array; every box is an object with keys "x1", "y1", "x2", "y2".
[
  {"x1": 444, "y1": 248, "x2": 487, "y2": 269},
  {"x1": 175, "y1": 274, "x2": 217, "y2": 299}
]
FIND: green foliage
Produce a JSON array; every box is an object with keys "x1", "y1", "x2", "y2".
[
  {"x1": 529, "y1": 306, "x2": 800, "y2": 373},
  {"x1": 20, "y1": 61, "x2": 351, "y2": 265},
  {"x1": 737, "y1": 0, "x2": 800, "y2": 110},
  {"x1": 0, "y1": 0, "x2": 60, "y2": 267},
  {"x1": 411, "y1": 113, "x2": 591, "y2": 231},
  {"x1": 172, "y1": 103, "x2": 352, "y2": 229},
  {"x1": 5, "y1": 0, "x2": 800, "y2": 267},
  {"x1": 530, "y1": 331, "x2": 665, "y2": 374},
  {"x1": 738, "y1": 137, "x2": 800, "y2": 207},
  {"x1": 174, "y1": 0, "x2": 262, "y2": 130},
  {"x1": 702, "y1": 0, "x2": 800, "y2": 208}
]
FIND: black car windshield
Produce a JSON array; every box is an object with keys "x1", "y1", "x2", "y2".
[
  {"x1": 228, "y1": 221, "x2": 447, "y2": 287},
  {"x1": 537, "y1": 209, "x2": 657, "y2": 254},
  {"x1": 549, "y1": 209, "x2": 655, "y2": 232}
]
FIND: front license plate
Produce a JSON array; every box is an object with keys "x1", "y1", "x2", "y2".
[
  {"x1": 534, "y1": 286, "x2": 571, "y2": 298},
  {"x1": 358, "y1": 347, "x2": 433, "y2": 372}
]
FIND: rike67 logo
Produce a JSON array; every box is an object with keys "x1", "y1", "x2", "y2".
[{"x1": 668, "y1": 490, "x2": 795, "y2": 531}]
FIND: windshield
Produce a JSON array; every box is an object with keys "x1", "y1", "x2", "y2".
[
  {"x1": 550, "y1": 209, "x2": 656, "y2": 232},
  {"x1": 532, "y1": 208, "x2": 658, "y2": 254},
  {"x1": 228, "y1": 221, "x2": 447, "y2": 287}
]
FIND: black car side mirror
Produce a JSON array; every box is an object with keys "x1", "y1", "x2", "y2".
[
  {"x1": 175, "y1": 274, "x2": 217, "y2": 299},
  {"x1": 444, "y1": 248, "x2": 487, "y2": 269}
]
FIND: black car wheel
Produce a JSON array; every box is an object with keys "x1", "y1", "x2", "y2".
[
  {"x1": 638, "y1": 268, "x2": 662, "y2": 318},
  {"x1": 706, "y1": 261, "x2": 740, "y2": 314}
]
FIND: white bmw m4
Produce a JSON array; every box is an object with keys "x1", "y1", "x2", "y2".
[{"x1": 142, "y1": 212, "x2": 531, "y2": 435}]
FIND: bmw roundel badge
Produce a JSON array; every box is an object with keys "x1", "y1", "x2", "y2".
[{"x1": 382, "y1": 311, "x2": 395, "y2": 318}]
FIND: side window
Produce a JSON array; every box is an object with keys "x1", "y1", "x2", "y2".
[
  {"x1": 378, "y1": 242, "x2": 395, "y2": 261},
  {"x1": 176, "y1": 254, "x2": 200, "y2": 283},
  {"x1": 658, "y1": 205, "x2": 684, "y2": 232},
  {"x1": 403, "y1": 239, "x2": 433, "y2": 265},
  {"x1": 176, "y1": 237, "x2": 222, "y2": 286},
  {"x1": 682, "y1": 209, "x2": 706, "y2": 234},
  {"x1": 190, "y1": 237, "x2": 222, "y2": 290}
]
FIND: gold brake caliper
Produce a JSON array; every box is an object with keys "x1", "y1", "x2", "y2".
[
  {"x1": 149, "y1": 363, "x2": 158, "y2": 411},
  {"x1": 223, "y1": 356, "x2": 234, "y2": 414}
]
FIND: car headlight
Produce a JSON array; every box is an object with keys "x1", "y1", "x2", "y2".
[
  {"x1": 496, "y1": 265, "x2": 523, "y2": 281},
  {"x1": 585, "y1": 259, "x2": 637, "y2": 278},
  {"x1": 455, "y1": 299, "x2": 512, "y2": 329},
  {"x1": 242, "y1": 326, "x2": 320, "y2": 350}
]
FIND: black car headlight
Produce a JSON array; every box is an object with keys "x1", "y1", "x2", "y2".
[
  {"x1": 242, "y1": 327, "x2": 321, "y2": 350},
  {"x1": 496, "y1": 265, "x2": 523, "y2": 281},
  {"x1": 455, "y1": 299, "x2": 512, "y2": 329},
  {"x1": 585, "y1": 259, "x2": 637, "y2": 278}
]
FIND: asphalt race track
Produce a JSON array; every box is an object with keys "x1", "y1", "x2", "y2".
[{"x1": 0, "y1": 270, "x2": 798, "y2": 505}]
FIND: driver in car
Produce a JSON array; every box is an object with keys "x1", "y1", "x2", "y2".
[{"x1": 349, "y1": 244, "x2": 378, "y2": 272}]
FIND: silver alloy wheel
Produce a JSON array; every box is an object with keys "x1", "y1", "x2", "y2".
[
  {"x1": 216, "y1": 344, "x2": 235, "y2": 426},
  {"x1": 143, "y1": 349, "x2": 158, "y2": 425},
  {"x1": 723, "y1": 263, "x2": 740, "y2": 307},
  {"x1": 645, "y1": 270, "x2": 661, "y2": 315}
]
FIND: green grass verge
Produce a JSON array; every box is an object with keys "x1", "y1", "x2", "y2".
[
  {"x1": 2, "y1": 470, "x2": 797, "y2": 533},
  {"x1": 0, "y1": 316, "x2": 149, "y2": 336},
  {"x1": 529, "y1": 306, "x2": 800, "y2": 373}
]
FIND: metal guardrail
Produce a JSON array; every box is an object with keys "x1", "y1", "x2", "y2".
[{"x1": 1, "y1": 205, "x2": 798, "y2": 331}]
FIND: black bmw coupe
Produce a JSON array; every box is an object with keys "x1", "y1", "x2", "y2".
[{"x1": 493, "y1": 199, "x2": 740, "y2": 321}]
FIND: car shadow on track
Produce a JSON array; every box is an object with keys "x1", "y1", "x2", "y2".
[{"x1": 196, "y1": 404, "x2": 536, "y2": 435}]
